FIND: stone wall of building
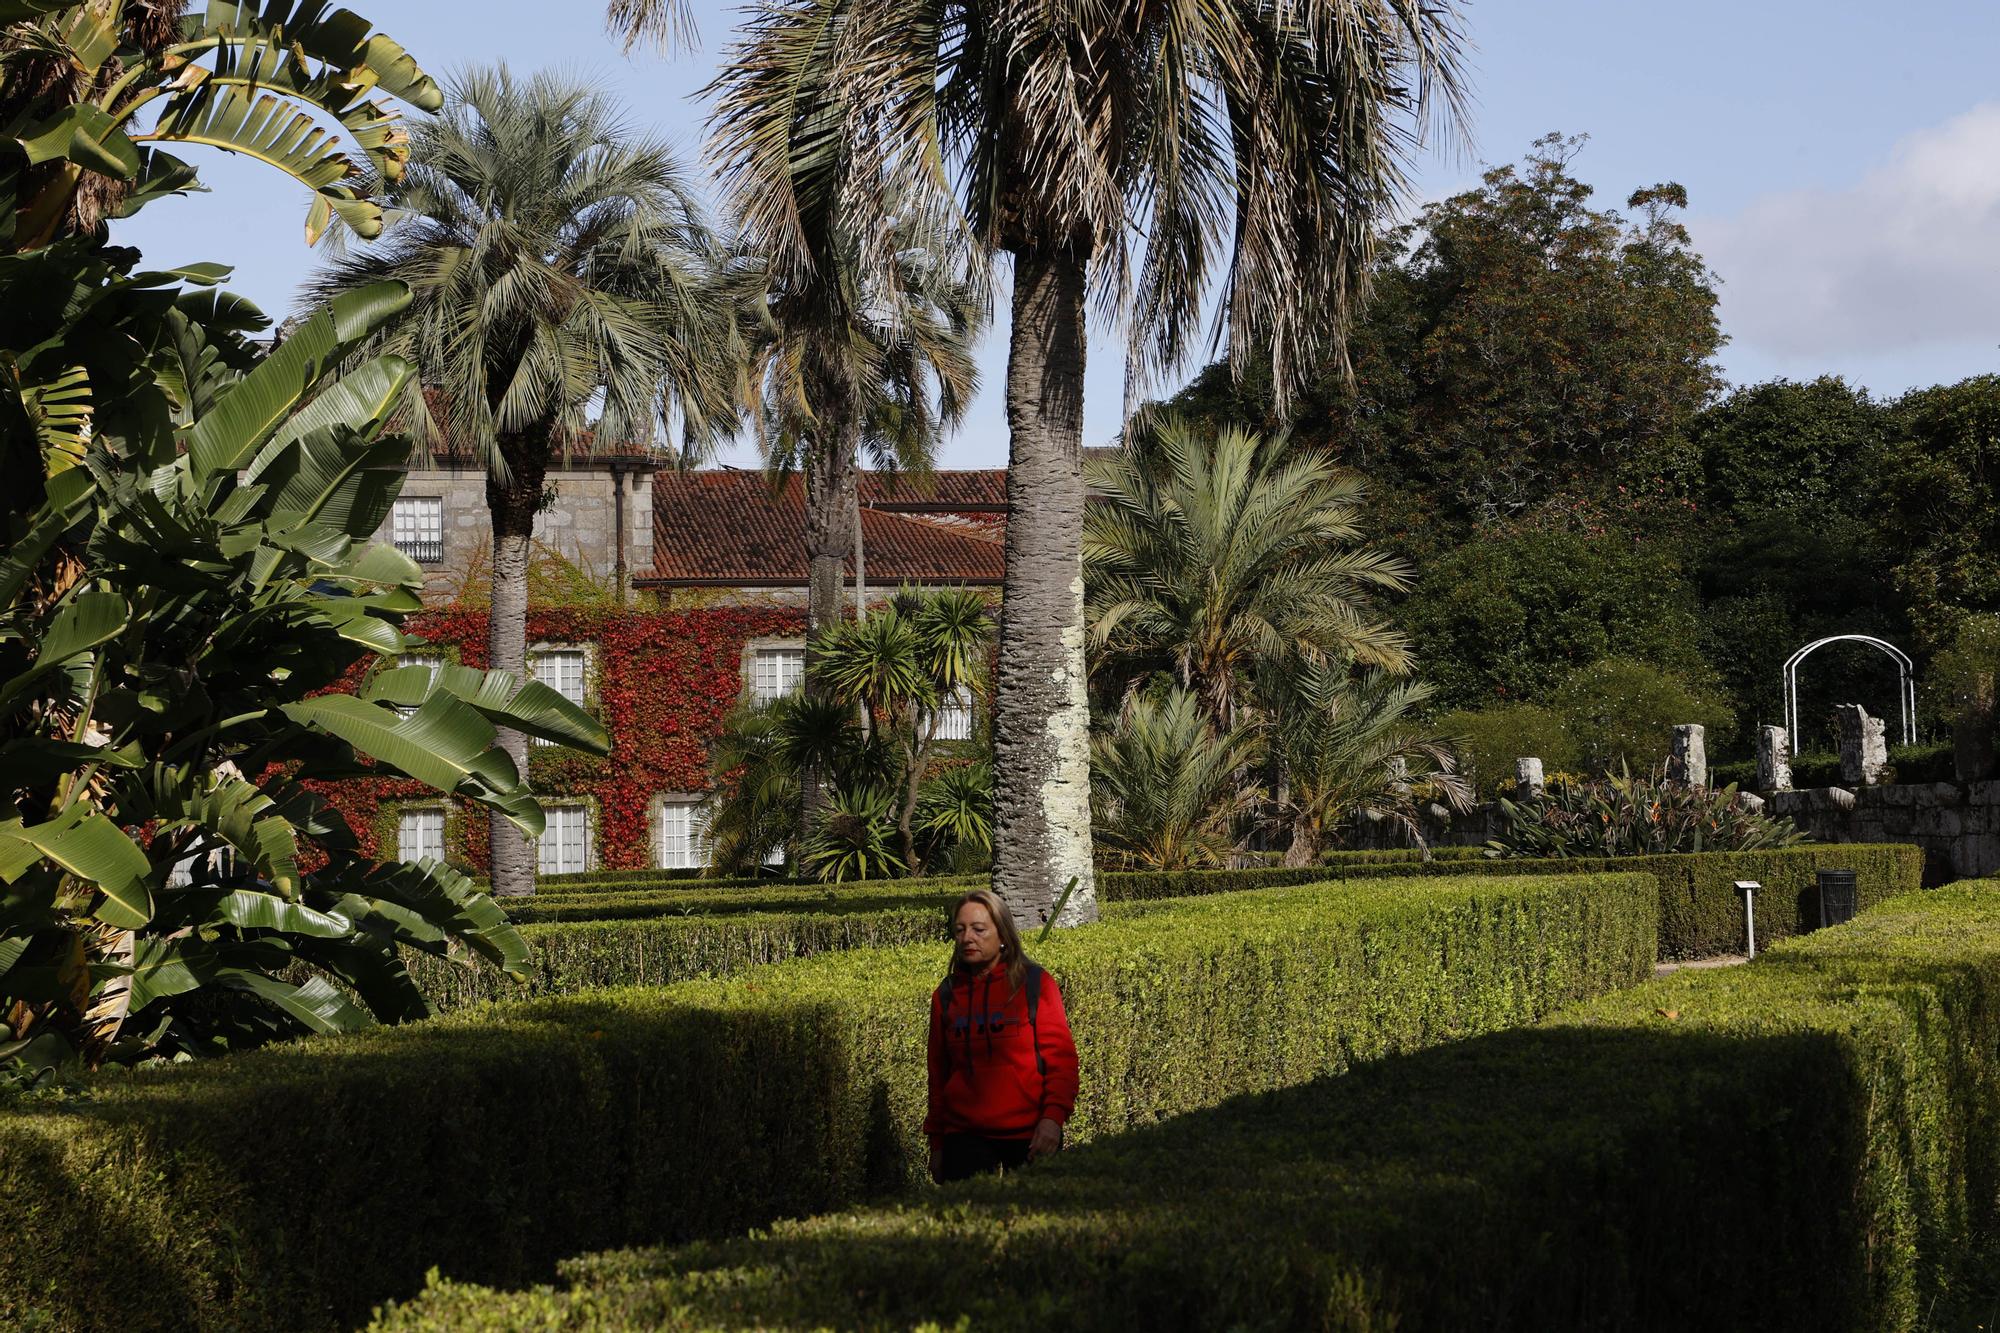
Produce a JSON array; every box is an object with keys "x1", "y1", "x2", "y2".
[{"x1": 381, "y1": 462, "x2": 654, "y2": 602}]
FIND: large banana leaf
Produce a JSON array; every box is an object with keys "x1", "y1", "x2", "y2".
[
  {"x1": 282, "y1": 694, "x2": 545, "y2": 835},
  {"x1": 0, "y1": 590, "x2": 128, "y2": 713},
  {"x1": 0, "y1": 468, "x2": 94, "y2": 606},
  {"x1": 291, "y1": 934, "x2": 429, "y2": 1022},
  {"x1": 365, "y1": 663, "x2": 612, "y2": 754},
  {"x1": 252, "y1": 421, "x2": 410, "y2": 536},
  {"x1": 182, "y1": 280, "x2": 410, "y2": 479},
  {"x1": 323, "y1": 858, "x2": 529, "y2": 976},
  {"x1": 16, "y1": 104, "x2": 140, "y2": 179},
  {"x1": 0, "y1": 807, "x2": 153, "y2": 928},
  {"x1": 199, "y1": 2, "x2": 444, "y2": 111}
]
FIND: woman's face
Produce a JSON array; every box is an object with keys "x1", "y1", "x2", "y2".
[{"x1": 953, "y1": 901, "x2": 1000, "y2": 969}]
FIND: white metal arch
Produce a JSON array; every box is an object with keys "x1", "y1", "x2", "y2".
[{"x1": 1781, "y1": 634, "x2": 1917, "y2": 749}]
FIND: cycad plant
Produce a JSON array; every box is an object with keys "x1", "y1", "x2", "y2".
[
  {"x1": 1090, "y1": 689, "x2": 1261, "y2": 872},
  {"x1": 709, "y1": 0, "x2": 1468, "y2": 930},
  {"x1": 308, "y1": 66, "x2": 740, "y2": 897},
  {"x1": 1264, "y1": 662, "x2": 1471, "y2": 865},
  {"x1": 1086, "y1": 419, "x2": 1414, "y2": 730}
]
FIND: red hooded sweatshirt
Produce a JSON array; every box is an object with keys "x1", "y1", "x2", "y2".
[{"x1": 923, "y1": 963, "x2": 1080, "y2": 1140}]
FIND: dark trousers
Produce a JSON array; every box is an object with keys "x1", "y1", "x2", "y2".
[{"x1": 937, "y1": 1133, "x2": 1032, "y2": 1182}]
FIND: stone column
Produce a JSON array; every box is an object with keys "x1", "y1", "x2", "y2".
[
  {"x1": 1834, "y1": 704, "x2": 1888, "y2": 786},
  {"x1": 1515, "y1": 756, "x2": 1545, "y2": 801},
  {"x1": 1757, "y1": 725, "x2": 1793, "y2": 792},
  {"x1": 1667, "y1": 724, "x2": 1707, "y2": 787}
]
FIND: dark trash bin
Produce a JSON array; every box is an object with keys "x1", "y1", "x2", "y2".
[{"x1": 1817, "y1": 869, "x2": 1858, "y2": 929}]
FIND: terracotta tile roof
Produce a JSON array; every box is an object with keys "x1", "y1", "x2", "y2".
[{"x1": 643, "y1": 468, "x2": 1008, "y2": 586}]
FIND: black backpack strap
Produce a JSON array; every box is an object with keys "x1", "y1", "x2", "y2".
[{"x1": 1023, "y1": 962, "x2": 1046, "y2": 1076}]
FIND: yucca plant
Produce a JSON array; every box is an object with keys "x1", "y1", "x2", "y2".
[
  {"x1": 914, "y1": 761, "x2": 993, "y2": 871},
  {"x1": 1486, "y1": 765, "x2": 1807, "y2": 859},
  {"x1": 800, "y1": 784, "x2": 905, "y2": 882}
]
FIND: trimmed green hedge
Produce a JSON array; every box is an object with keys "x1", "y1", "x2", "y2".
[
  {"x1": 518, "y1": 847, "x2": 1462, "y2": 897},
  {"x1": 409, "y1": 906, "x2": 953, "y2": 1009},
  {"x1": 373, "y1": 882, "x2": 2000, "y2": 1333},
  {"x1": 0, "y1": 872, "x2": 1654, "y2": 1332},
  {"x1": 502, "y1": 848, "x2": 1915, "y2": 959}
]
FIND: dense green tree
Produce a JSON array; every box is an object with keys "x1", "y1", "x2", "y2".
[
  {"x1": 1872, "y1": 375, "x2": 2000, "y2": 652},
  {"x1": 0, "y1": 3, "x2": 602, "y2": 1076},
  {"x1": 1168, "y1": 135, "x2": 1723, "y2": 548},
  {"x1": 308, "y1": 67, "x2": 739, "y2": 897},
  {"x1": 1550, "y1": 657, "x2": 1733, "y2": 775},
  {"x1": 1398, "y1": 528, "x2": 1707, "y2": 710},
  {"x1": 712, "y1": 0, "x2": 1469, "y2": 930}
]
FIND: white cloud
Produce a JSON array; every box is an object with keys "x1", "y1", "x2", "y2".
[{"x1": 1693, "y1": 103, "x2": 2000, "y2": 364}]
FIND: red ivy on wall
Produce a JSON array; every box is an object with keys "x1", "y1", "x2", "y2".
[{"x1": 312, "y1": 606, "x2": 802, "y2": 873}]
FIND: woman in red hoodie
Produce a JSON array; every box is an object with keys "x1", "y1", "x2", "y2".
[{"x1": 924, "y1": 888, "x2": 1081, "y2": 1183}]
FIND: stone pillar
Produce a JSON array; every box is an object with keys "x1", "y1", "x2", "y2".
[
  {"x1": 1834, "y1": 704, "x2": 1889, "y2": 786},
  {"x1": 1757, "y1": 725, "x2": 1793, "y2": 792},
  {"x1": 1666, "y1": 724, "x2": 1707, "y2": 787},
  {"x1": 1515, "y1": 756, "x2": 1545, "y2": 801}
]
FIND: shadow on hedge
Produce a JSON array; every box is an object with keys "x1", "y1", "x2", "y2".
[{"x1": 509, "y1": 1016, "x2": 1965, "y2": 1332}]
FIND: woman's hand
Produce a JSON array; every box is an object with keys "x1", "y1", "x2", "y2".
[
  {"x1": 1027, "y1": 1117, "x2": 1063, "y2": 1161},
  {"x1": 928, "y1": 1139, "x2": 944, "y2": 1183}
]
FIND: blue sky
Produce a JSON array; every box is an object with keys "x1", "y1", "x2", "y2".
[{"x1": 116, "y1": 0, "x2": 2000, "y2": 468}]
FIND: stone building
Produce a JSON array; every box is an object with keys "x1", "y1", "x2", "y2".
[{"x1": 344, "y1": 462, "x2": 1009, "y2": 876}]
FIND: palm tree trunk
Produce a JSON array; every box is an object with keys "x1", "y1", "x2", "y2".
[
  {"x1": 801, "y1": 421, "x2": 860, "y2": 852},
  {"x1": 486, "y1": 434, "x2": 547, "y2": 898},
  {"x1": 991, "y1": 244, "x2": 1098, "y2": 928},
  {"x1": 804, "y1": 423, "x2": 858, "y2": 635}
]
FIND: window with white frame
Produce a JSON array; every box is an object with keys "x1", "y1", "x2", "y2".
[
  {"x1": 749, "y1": 646, "x2": 805, "y2": 703},
  {"x1": 538, "y1": 803, "x2": 592, "y2": 875},
  {"x1": 529, "y1": 647, "x2": 588, "y2": 745},
  {"x1": 397, "y1": 808, "x2": 447, "y2": 864},
  {"x1": 395, "y1": 652, "x2": 443, "y2": 716},
  {"x1": 390, "y1": 496, "x2": 444, "y2": 563},
  {"x1": 930, "y1": 683, "x2": 975, "y2": 742},
  {"x1": 656, "y1": 798, "x2": 711, "y2": 870}
]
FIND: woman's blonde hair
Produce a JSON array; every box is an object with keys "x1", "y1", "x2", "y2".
[{"x1": 950, "y1": 888, "x2": 1031, "y2": 989}]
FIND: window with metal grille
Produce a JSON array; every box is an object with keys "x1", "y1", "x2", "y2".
[
  {"x1": 390, "y1": 496, "x2": 444, "y2": 564},
  {"x1": 657, "y1": 799, "x2": 711, "y2": 870},
  {"x1": 930, "y1": 683, "x2": 975, "y2": 741},
  {"x1": 529, "y1": 648, "x2": 588, "y2": 746},
  {"x1": 749, "y1": 646, "x2": 805, "y2": 703},
  {"x1": 396, "y1": 652, "x2": 443, "y2": 717},
  {"x1": 398, "y1": 808, "x2": 447, "y2": 864},
  {"x1": 538, "y1": 803, "x2": 592, "y2": 875}
]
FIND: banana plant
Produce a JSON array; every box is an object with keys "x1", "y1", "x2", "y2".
[
  {"x1": 0, "y1": 275, "x2": 610, "y2": 1074},
  {"x1": 2, "y1": 0, "x2": 441, "y2": 251}
]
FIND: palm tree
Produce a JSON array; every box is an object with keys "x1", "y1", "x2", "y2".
[
  {"x1": 733, "y1": 215, "x2": 982, "y2": 638},
  {"x1": 1090, "y1": 689, "x2": 1261, "y2": 872},
  {"x1": 1263, "y1": 662, "x2": 1472, "y2": 865},
  {"x1": 308, "y1": 67, "x2": 737, "y2": 896},
  {"x1": 1085, "y1": 419, "x2": 1415, "y2": 731},
  {"x1": 709, "y1": 0, "x2": 1469, "y2": 929}
]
